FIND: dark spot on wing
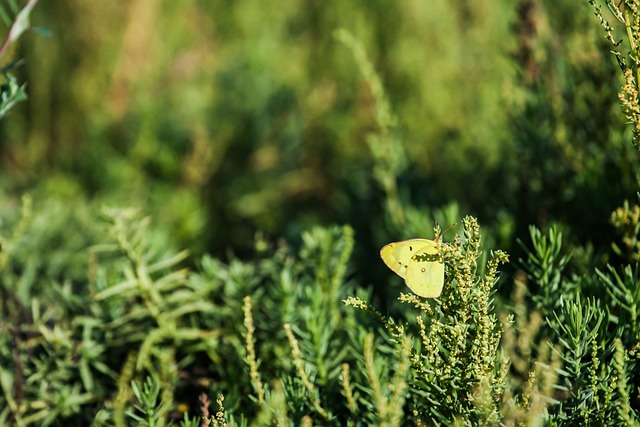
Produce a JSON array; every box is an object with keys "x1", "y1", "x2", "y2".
[{"x1": 413, "y1": 252, "x2": 440, "y2": 262}]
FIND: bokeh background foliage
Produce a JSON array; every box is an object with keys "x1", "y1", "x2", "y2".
[
  {"x1": 4, "y1": 0, "x2": 636, "y2": 260},
  {"x1": 1, "y1": 0, "x2": 640, "y2": 425},
  {"x1": 0, "y1": 0, "x2": 576, "y2": 255}
]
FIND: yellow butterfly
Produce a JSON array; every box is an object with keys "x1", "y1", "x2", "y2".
[{"x1": 380, "y1": 238, "x2": 445, "y2": 298}]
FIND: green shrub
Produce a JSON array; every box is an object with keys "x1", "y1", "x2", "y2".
[{"x1": 2, "y1": 1, "x2": 640, "y2": 425}]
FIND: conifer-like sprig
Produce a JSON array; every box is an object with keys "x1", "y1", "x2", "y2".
[
  {"x1": 283, "y1": 323, "x2": 328, "y2": 420},
  {"x1": 243, "y1": 296, "x2": 265, "y2": 405},
  {"x1": 362, "y1": 333, "x2": 411, "y2": 427},
  {"x1": 199, "y1": 392, "x2": 211, "y2": 427},
  {"x1": 343, "y1": 296, "x2": 405, "y2": 338},
  {"x1": 590, "y1": 0, "x2": 622, "y2": 46},
  {"x1": 340, "y1": 363, "x2": 357, "y2": 414},
  {"x1": 214, "y1": 394, "x2": 226, "y2": 427},
  {"x1": 619, "y1": 68, "x2": 640, "y2": 143},
  {"x1": 610, "y1": 200, "x2": 640, "y2": 262},
  {"x1": 499, "y1": 279, "x2": 560, "y2": 425},
  {"x1": 590, "y1": 0, "x2": 640, "y2": 149},
  {"x1": 613, "y1": 338, "x2": 634, "y2": 425},
  {"x1": 94, "y1": 208, "x2": 217, "y2": 373}
]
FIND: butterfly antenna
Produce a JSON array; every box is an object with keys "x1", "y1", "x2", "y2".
[
  {"x1": 442, "y1": 222, "x2": 457, "y2": 236},
  {"x1": 433, "y1": 222, "x2": 458, "y2": 242}
]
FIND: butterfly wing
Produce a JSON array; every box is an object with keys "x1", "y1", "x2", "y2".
[
  {"x1": 380, "y1": 238, "x2": 432, "y2": 279},
  {"x1": 404, "y1": 241, "x2": 444, "y2": 298}
]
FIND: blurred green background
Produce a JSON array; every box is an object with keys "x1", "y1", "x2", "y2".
[{"x1": 1, "y1": 0, "x2": 638, "y2": 290}]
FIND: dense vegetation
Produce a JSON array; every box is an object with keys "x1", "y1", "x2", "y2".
[{"x1": 1, "y1": 0, "x2": 639, "y2": 425}]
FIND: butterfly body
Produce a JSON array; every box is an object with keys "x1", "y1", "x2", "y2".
[{"x1": 380, "y1": 238, "x2": 444, "y2": 298}]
